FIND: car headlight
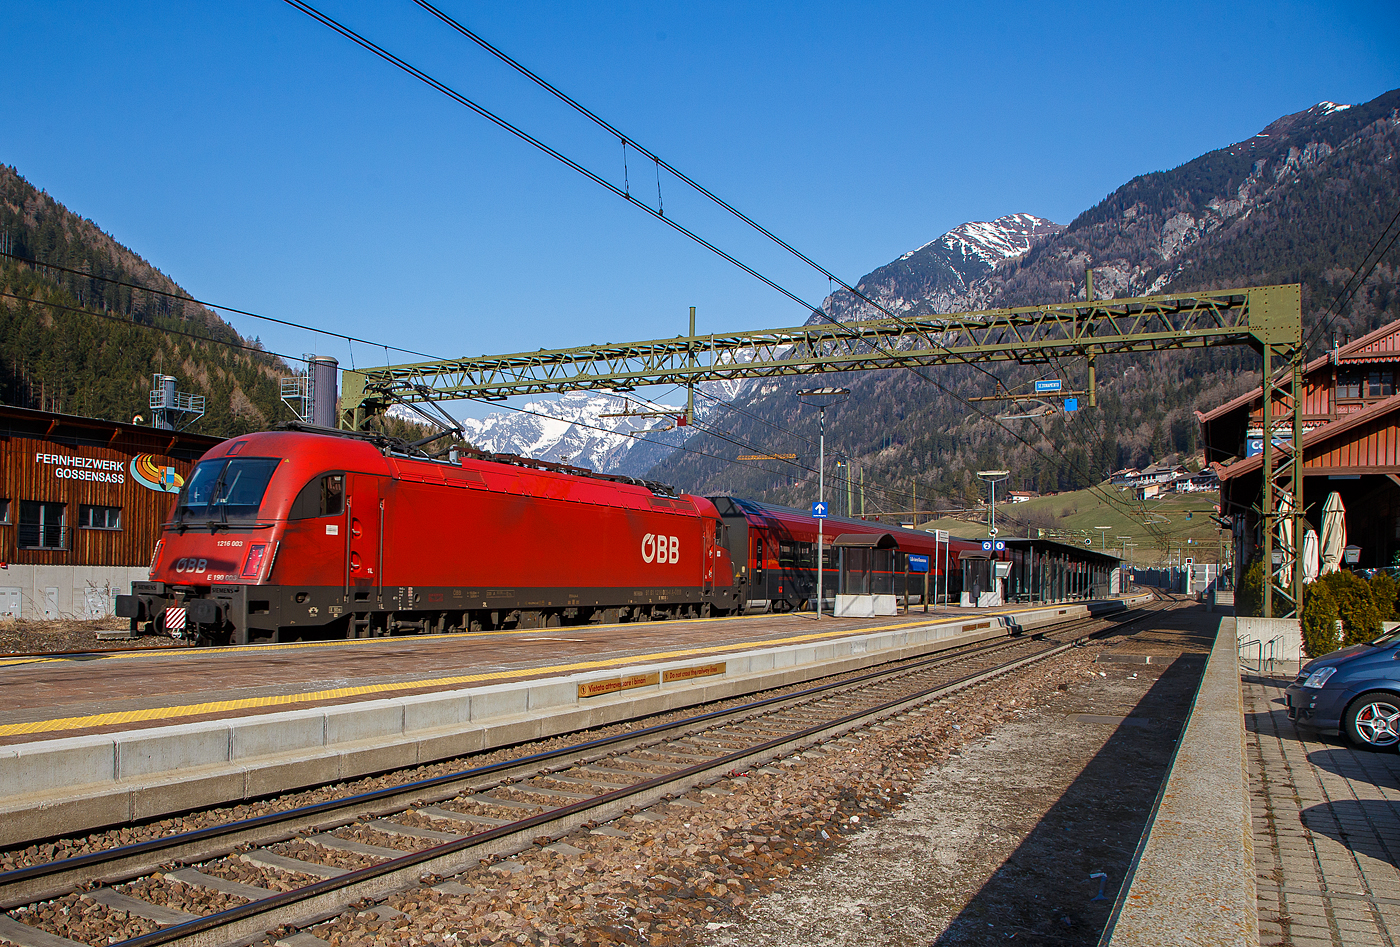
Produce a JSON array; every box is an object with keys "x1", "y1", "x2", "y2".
[{"x1": 1303, "y1": 667, "x2": 1338, "y2": 689}]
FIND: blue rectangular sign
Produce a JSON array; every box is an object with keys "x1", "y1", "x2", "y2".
[
  {"x1": 1034, "y1": 379, "x2": 1063, "y2": 393},
  {"x1": 907, "y1": 554, "x2": 930, "y2": 573},
  {"x1": 811, "y1": 501, "x2": 828, "y2": 518},
  {"x1": 1064, "y1": 397, "x2": 1079, "y2": 412}
]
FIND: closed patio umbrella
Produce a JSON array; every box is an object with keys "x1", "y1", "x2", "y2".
[
  {"x1": 1303, "y1": 528, "x2": 1320, "y2": 584},
  {"x1": 1320, "y1": 492, "x2": 1347, "y2": 575}
]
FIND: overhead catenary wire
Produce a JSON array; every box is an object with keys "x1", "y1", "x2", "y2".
[
  {"x1": 0, "y1": 248, "x2": 438, "y2": 361},
  {"x1": 0, "y1": 290, "x2": 311, "y2": 366},
  {"x1": 289, "y1": 1, "x2": 1171, "y2": 544}
]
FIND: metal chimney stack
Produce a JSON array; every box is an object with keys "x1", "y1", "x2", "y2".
[
  {"x1": 154, "y1": 375, "x2": 177, "y2": 430},
  {"x1": 308, "y1": 356, "x2": 339, "y2": 428}
]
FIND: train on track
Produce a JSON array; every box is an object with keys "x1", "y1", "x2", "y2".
[{"x1": 117, "y1": 426, "x2": 987, "y2": 644}]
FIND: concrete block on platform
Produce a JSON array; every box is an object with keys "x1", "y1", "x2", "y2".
[
  {"x1": 116, "y1": 725, "x2": 229, "y2": 780},
  {"x1": 0, "y1": 737, "x2": 116, "y2": 797},
  {"x1": 478, "y1": 713, "x2": 544, "y2": 747},
  {"x1": 469, "y1": 684, "x2": 529, "y2": 722},
  {"x1": 526, "y1": 680, "x2": 579, "y2": 713},
  {"x1": 323, "y1": 699, "x2": 405, "y2": 745},
  {"x1": 402, "y1": 692, "x2": 471, "y2": 733},
  {"x1": 414, "y1": 726, "x2": 486, "y2": 763},
  {"x1": 0, "y1": 787, "x2": 132, "y2": 848},
  {"x1": 232, "y1": 710, "x2": 326, "y2": 760},
  {"x1": 131, "y1": 768, "x2": 247, "y2": 820},
  {"x1": 337, "y1": 739, "x2": 418, "y2": 780},
  {"x1": 243, "y1": 751, "x2": 341, "y2": 798}
]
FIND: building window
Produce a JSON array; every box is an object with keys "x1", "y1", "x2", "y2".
[
  {"x1": 1368, "y1": 370, "x2": 1395, "y2": 398},
  {"x1": 18, "y1": 501, "x2": 66, "y2": 549},
  {"x1": 0, "y1": 499, "x2": 9, "y2": 524},
  {"x1": 79, "y1": 505, "x2": 122, "y2": 530},
  {"x1": 1338, "y1": 369, "x2": 1362, "y2": 399}
]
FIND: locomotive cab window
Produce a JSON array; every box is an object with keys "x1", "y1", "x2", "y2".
[
  {"x1": 176, "y1": 457, "x2": 280, "y2": 524},
  {"x1": 290, "y1": 473, "x2": 345, "y2": 519}
]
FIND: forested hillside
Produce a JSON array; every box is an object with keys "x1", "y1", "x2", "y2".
[
  {"x1": 648, "y1": 90, "x2": 1400, "y2": 520},
  {"x1": 0, "y1": 165, "x2": 291, "y2": 435}
]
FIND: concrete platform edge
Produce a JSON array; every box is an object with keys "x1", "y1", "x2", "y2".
[
  {"x1": 1103, "y1": 615, "x2": 1259, "y2": 947},
  {"x1": 1, "y1": 597, "x2": 1145, "y2": 845}
]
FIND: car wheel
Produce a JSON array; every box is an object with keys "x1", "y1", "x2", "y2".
[{"x1": 1344, "y1": 691, "x2": 1400, "y2": 749}]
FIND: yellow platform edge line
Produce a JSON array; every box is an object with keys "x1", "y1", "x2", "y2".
[{"x1": 0, "y1": 612, "x2": 1022, "y2": 738}]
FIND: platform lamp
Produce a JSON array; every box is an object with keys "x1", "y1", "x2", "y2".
[
  {"x1": 798, "y1": 387, "x2": 850, "y2": 620},
  {"x1": 976, "y1": 470, "x2": 1010, "y2": 538}
]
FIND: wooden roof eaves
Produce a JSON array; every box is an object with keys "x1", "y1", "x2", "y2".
[{"x1": 1216, "y1": 391, "x2": 1400, "y2": 482}]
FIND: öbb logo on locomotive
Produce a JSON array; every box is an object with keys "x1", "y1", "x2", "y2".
[{"x1": 642, "y1": 533, "x2": 680, "y2": 564}]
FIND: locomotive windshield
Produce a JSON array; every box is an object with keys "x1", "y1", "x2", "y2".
[{"x1": 176, "y1": 457, "x2": 281, "y2": 524}]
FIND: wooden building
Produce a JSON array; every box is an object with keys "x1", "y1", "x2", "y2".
[
  {"x1": 0, "y1": 406, "x2": 222, "y2": 619},
  {"x1": 1198, "y1": 319, "x2": 1400, "y2": 574}
]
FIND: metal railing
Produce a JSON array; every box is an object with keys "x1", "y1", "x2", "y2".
[{"x1": 1238, "y1": 634, "x2": 1284, "y2": 675}]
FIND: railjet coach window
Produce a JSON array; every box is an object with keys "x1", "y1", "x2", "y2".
[
  {"x1": 176, "y1": 458, "x2": 280, "y2": 523},
  {"x1": 18, "y1": 501, "x2": 65, "y2": 549}
]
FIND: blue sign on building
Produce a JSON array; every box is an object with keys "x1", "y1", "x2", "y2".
[
  {"x1": 1034, "y1": 379, "x2": 1063, "y2": 393},
  {"x1": 811, "y1": 501, "x2": 828, "y2": 518},
  {"x1": 907, "y1": 554, "x2": 930, "y2": 573}
]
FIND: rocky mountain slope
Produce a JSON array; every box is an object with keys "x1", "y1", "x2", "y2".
[{"x1": 645, "y1": 89, "x2": 1400, "y2": 523}]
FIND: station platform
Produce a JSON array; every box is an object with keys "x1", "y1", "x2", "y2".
[
  {"x1": 1105, "y1": 617, "x2": 1400, "y2": 947},
  {"x1": 0, "y1": 597, "x2": 1143, "y2": 847}
]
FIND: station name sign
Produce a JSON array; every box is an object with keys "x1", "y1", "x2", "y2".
[{"x1": 35, "y1": 452, "x2": 126, "y2": 484}]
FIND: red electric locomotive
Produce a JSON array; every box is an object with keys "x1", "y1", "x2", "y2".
[
  {"x1": 118, "y1": 427, "x2": 743, "y2": 643},
  {"x1": 117, "y1": 426, "x2": 986, "y2": 644}
]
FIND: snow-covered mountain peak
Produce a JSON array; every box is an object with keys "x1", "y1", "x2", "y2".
[{"x1": 934, "y1": 213, "x2": 1062, "y2": 270}]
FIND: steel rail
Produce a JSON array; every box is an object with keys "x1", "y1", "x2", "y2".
[
  {"x1": 98, "y1": 606, "x2": 1161, "y2": 947},
  {"x1": 0, "y1": 623, "x2": 1083, "y2": 909}
]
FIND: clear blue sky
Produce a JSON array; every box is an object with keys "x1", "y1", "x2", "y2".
[{"x1": 4, "y1": 1, "x2": 1398, "y2": 417}]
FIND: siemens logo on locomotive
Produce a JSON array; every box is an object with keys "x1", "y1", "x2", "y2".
[{"x1": 642, "y1": 533, "x2": 679, "y2": 563}]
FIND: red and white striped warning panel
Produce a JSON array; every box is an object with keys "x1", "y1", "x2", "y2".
[{"x1": 164, "y1": 606, "x2": 186, "y2": 631}]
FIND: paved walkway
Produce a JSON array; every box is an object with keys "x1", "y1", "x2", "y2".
[{"x1": 1246, "y1": 667, "x2": 1400, "y2": 946}]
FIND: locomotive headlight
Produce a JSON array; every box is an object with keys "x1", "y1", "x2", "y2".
[
  {"x1": 240, "y1": 544, "x2": 268, "y2": 580},
  {"x1": 148, "y1": 540, "x2": 164, "y2": 576}
]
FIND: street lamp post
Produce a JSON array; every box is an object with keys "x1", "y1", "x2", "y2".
[
  {"x1": 976, "y1": 470, "x2": 1010, "y2": 538},
  {"x1": 798, "y1": 387, "x2": 850, "y2": 620}
]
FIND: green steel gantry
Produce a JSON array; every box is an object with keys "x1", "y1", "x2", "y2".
[{"x1": 340, "y1": 283, "x2": 1306, "y2": 617}]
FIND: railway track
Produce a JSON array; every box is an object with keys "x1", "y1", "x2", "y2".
[{"x1": 0, "y1": 603, "x2": 1166, "y2": 947}]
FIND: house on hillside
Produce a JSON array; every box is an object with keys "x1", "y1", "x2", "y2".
[
  {"x1": 1110, "y1": 467, "x2": 1142, "y2": 486},
  {"x1": 1198, "y1": 317, "x2": 1400, "y2": 573},
  {"x1": 1007, "y1": 491, "x2": 1035, "y2": 503}
]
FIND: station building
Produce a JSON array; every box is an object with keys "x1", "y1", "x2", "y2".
[
  {"x1": 0, "y1": 406, "x2": 221, "y2": 619},
  {"x1": 1198, "y1": 318, "x2": 1400, "y2": 572}
]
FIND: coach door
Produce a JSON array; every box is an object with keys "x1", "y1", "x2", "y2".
[
  {"x1": 345, "y1": 474, "x2": 383, "y2": 598},
  {"x1": 703, "y1": 522, "x2": 716, "y2": 596}
]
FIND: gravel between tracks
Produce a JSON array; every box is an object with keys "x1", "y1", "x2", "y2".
[
  {"x1": 0, "y1": 643, "x2": 1024, "y2": 873},
  {"x1": 255, "y1": 641, "x2": 1123, "y2": 947}
]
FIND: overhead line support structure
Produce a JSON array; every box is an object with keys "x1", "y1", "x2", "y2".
[{"x1": 341, "y1": 284, "x2": 1304, "y2": 616}]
